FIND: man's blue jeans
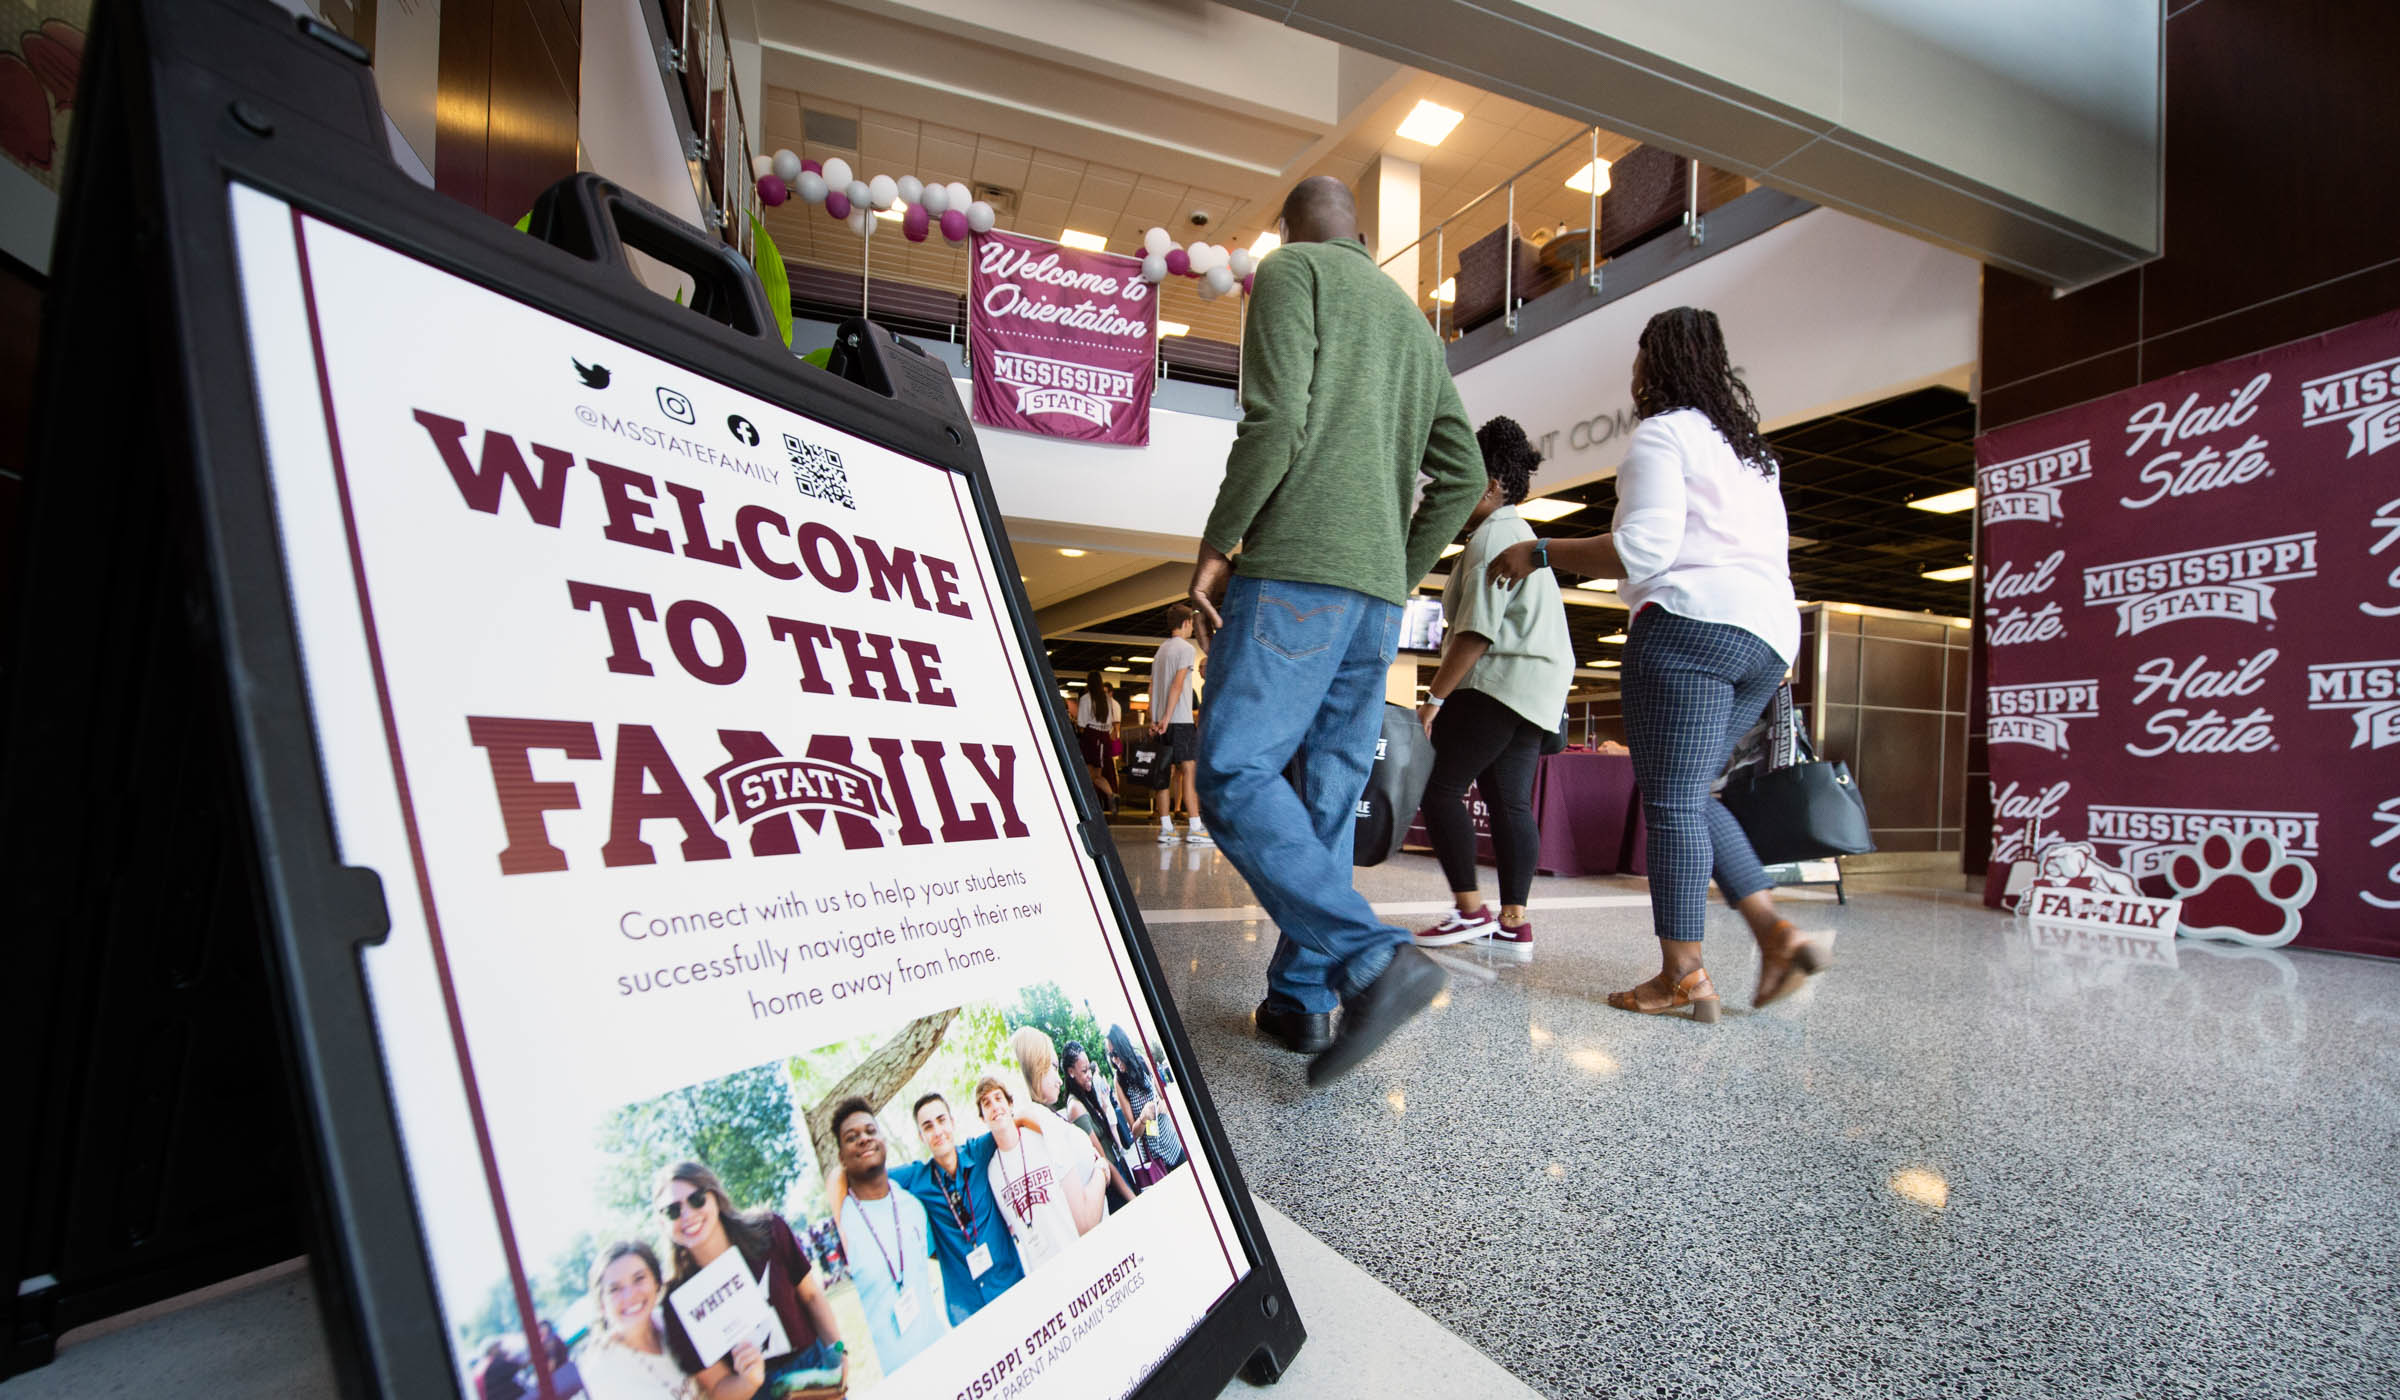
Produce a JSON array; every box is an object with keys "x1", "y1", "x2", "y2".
[{"x1": 1197, "y1": 575, "x2": 1408, "y2": 1014}]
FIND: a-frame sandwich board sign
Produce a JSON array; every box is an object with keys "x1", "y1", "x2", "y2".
[{"x1": 1, "y1": 1, "x2": 1306, "y2": 1395}]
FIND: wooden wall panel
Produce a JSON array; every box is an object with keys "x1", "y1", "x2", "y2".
[
  {"x1": 1979, "y1": 0, "x2": 2400, "y2": 433},
  {"x1": 436, "y1": 0, "x2": 581, "y2": 223}
]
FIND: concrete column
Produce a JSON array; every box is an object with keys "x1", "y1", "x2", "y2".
[{"x1": 1355, "y1": 154, "x2": 1421, "y2": 299}]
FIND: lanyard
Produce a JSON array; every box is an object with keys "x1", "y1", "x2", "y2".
[
  {"x1": 933, "y1": 1159, "x2": 977, "y2": 1236},
  {"x1": 847, "y1": 1192, "x2": 907, "y2": 1287}
]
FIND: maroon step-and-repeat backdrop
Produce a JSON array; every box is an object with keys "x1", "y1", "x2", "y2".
[{"x1": 1976, "y1": 307, "x2": 2400, "y2": 958}]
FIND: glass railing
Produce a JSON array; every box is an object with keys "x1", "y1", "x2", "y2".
[{"x1": 1383, "y1": 127, "x2": 1754, "y2": 340}]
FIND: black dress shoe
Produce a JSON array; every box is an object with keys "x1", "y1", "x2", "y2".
[
  {"x1": 1254, "y1": 1000, "x2": 1334, "y2": 1054},
  {"x1": 1307, "y1": 946, "x2": 1447, "y2": 1087}
]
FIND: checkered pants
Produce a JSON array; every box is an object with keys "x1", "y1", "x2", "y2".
[{"x1": 1621, "y1": 607, "x2": 1787, "y2": 941}]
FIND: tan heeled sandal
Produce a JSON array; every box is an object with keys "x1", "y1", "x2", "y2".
[
  {"x1": 1606, "y1": 967, "x2": 1722, "y2": 1023},
  {"x1": 1754, "y1": 922, "x2": 1830, "y2": 1008}
]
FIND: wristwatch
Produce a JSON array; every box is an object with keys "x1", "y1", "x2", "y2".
[
  {"x1": 1423, "y1": 694, "x2": 1445, "y2": 708},
  {"x1": 1533, "y1": 539, "x2": 1551, "y2": 572}
]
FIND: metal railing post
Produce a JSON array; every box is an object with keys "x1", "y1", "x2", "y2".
[
  {"x1": 1686, "y1": 158, "x2": 1705, "y2": 247},
  {"x1": 1433, "y1": 224, "x2": 1444, "y2": 339},
  {"x1": 1503, "y1": 179, "x2": 1517, "y2": 333}
]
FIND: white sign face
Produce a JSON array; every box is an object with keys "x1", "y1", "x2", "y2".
[
  {"x1": 2021, "y1": 885, "x2": 2184, "y2": 940},
  {"x1": 229, "y1": 186, "x2": 1245, "y2": 1399}
]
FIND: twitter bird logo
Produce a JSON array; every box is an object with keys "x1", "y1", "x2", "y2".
[{"x1": 573, "y1": 359, "x2": 611, "y2": 389}]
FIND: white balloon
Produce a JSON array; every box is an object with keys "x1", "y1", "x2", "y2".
[
  {"x1": 868, "y1": 174, "x2": 898, "y2": 210},
  {"x1": 771, "y1": 149, "x2": 803, "y2": 184},
  {"x1": 1195, "y1": 278, "x2": 1221, "y2": 302},
  {"x1": 1204, "y1": 265, "x2": 1237, "y2": 296},
  {"x1": 945, "y1": 182, "x2": 973, "y2": 213},
  {"x1": 793, "y1": 171, "x2": 828, "y2": 205},
  {"x1": 1141, "y1": 252, "x2": 1167, "y2": 283},
  {"x1": 1144, "y1": 226, "x2": 1173, "y2": 256},
  {"x1": 846, "y1": 180, "x2": 871, "y2": 210},
  {"x1": 821, "y1": 157, "x2": 853, "y2": 189},
  {"x1": 1190, "y1": 242, "x2": 1223, "y2": 272},
  {"x1": 966, "y1": 200, "x2": 997, "y2": 233},
  {"x1": 849, "y1": 208, "x2": 873, "y2": 236},
  {"x1": 754, "y1": 154, "x2": 776, "y2": 181},
  {"x1": 919, "y1": 182, "x2": 950, "y2": 214},
  {"x1": 896, "y1": 175, "x2": 924, "y2": 205},
  {"x1": 1229, "y1": 248, "x2": 1255, "y2": 278}
]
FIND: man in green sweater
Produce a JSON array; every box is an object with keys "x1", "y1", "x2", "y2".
[{"x1": 1186, "y1": 176, "x2": 1485, "y2": 1086}]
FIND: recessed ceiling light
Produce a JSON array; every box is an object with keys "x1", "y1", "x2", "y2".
[
  {"x1": 1837, "y1": 603, "x2": 1865, "y2": 614},
  {"x1": 1439, "y1": 542, "x2": 1465, "y2": 558},
  {"x1": 1908, "y1": 486, "x2": 1978, "y2": 514},
  {"x1": 1564, "y1": 158, "x2": 1613, "y2": 195},
  {"x1": 873, "y1": 207, "x2": 903, "y2": 222},
  {"x1": 1595, "y1": 659, "x2": 1621, "y2": 668},
  {"x1": 1059, "y1": 229, "x2": 1107, "y2": 252},
  {"x1": 1515, "y1": 498, "x2": 1584, "y2": 522},
  {"x1": 1104, "y1": 665, "x2": 1131, "y2": 673},
  {"x1": 1431, "y1": 277, "x2": 1456, "y2": 304},
  {"x1": 1575, "y1": 578, "x2": 1618, "y2": 592},
  {"x1": 1131, "y1": 692, "x2": 1150, "y2": 702},
  {"x1": 1248, "y1": 231, "x2": 1281, "y2": 259},
  {"x1": 1600, "y1": 632, "x2": 1628, "y2": 644},
  {"x1": 1395, "y1": 99, "x2": 1465, "y2": 146},
  {"x1": 1057, "y1": 547, "x2": 1088, "y2": 558},
  {"x1": 1158, "y1": 320, "x2": 1190, "y2": 337},
  {"x1": 1920, "y1": 564, "x2": 1975, "y2": 582}
]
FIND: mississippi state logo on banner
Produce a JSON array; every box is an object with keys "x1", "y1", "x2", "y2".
[
  {"x1": 1977, "y1": 306, "x2": 2400, "y2": 959},
  {"x1": 969, "y1": 230, "x2": 1157, "y2": 446}
]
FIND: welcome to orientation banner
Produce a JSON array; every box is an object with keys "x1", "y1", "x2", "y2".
[
  {"x1": 970, "y1": 230, "x2": 1157, "y2": 446},
  {"x1": 1975, "y1": 306, "x2": 2400, "y2": 958}
]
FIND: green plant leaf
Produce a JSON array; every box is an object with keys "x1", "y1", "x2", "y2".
[
  {"x1": 513, "y1": 211, "x2": 531, "y2": 233},
  {"x1": 750, "y1": 214, "x2": 794, "y2": 348}
]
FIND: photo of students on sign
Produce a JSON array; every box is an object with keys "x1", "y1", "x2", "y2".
[{"x1": 445, "y1": 976, "x2": 1193, "y2": 1399}]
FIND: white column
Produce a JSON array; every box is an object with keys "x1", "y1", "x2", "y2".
[{"x1": 1355, "y1": 154, "x2": 1421, "y2": 299}]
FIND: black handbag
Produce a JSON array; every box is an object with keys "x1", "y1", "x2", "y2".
[
  {"x1": 1125, "y1": 736, "x2": 1172, "y2": 789},
  {"x1": 1354, "y1": 703, "x2": 1437, "y2": 866},
  {"x1": 1717, "y1": 684, "x2": 1874, "y2": 865}
]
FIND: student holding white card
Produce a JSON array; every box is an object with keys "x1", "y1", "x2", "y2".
[{"x1": 654, "y1": 1160, "x2": 845, "y2": 1399}]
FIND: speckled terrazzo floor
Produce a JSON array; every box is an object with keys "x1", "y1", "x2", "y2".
[{"x1": 1126, "y1": 833, "x2": 2400, "y2": 1400}]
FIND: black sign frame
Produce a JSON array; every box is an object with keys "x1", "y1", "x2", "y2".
[{"x1": 6, "y1": 0, "x2": 1306, "y2": 1393}]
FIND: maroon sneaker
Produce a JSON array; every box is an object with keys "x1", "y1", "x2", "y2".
[
  {"x1": 1488, "y1": 918, "x2": 1533, "y2": 960},
  {"x1": 1413, "y1": 906, "x2": 1496, "y2": 947}
]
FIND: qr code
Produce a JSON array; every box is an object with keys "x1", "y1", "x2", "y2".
[{"x1": 785, "y1": 433, "x2": 855, "y2": 509}]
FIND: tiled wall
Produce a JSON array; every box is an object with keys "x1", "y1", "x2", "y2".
[{"x1": 1794, "y1": 607, "x2": 1972, "y2": 854}]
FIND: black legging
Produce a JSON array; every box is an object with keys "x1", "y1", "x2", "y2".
[{"x1": 1421, "y1": 688, "x2": 1543, "y2": 907}]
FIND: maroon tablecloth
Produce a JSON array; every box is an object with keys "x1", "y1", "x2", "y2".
[{"x1": 1403, "y1": 751, "x2": 1644, "y2": 877}]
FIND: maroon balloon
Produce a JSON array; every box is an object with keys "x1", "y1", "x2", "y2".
[
  {"x1": 801, "y1": 158, "x2": 821, "y2": 175},
  {"x1": 1241, "y1": 274, "x2": 1255, "y2": 294},
  {"x1": 939, "y1": 208, "x2": 969, "y2": 242},
  {"x1": 902, "y1": 203, "x2": 931, "y2": 242},
  {"x1": 756, "y1": 174, "x2": 789, "y2": 207},
  {"x1": 1164, "y1": 248, "x2": 1191, "y2": 277},
  {"x1": 824, "y1": 190, "x2": 851, "y2": 220}
]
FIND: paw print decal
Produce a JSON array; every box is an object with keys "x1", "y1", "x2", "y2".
[{"x1": 2164, "y1": 832, "x2": 2317, "y2": 948}]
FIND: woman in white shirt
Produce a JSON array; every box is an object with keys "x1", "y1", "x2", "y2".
[
  {"x1": 1075, "y1": 672, "x2": 1122, "y2": 815},
  {"x1": 1489, "y1": 307, "x2": 1827, "y2": 1022}
]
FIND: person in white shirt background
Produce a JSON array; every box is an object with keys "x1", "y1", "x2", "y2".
[
  {"x1": 1148, "y1": 606, "x2": 1211, "y2": 845},
  {"x1": 1488, "y1": 306, "x2": 1828, "y2": 1024},
  {"x1": 1075, "y1": 670, "x2": 1123, "y2": 816}
]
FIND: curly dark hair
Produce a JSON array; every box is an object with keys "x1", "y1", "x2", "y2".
[
  {"x1": 1633, "y1": 307, "x2": 1777, "y2": 475},
  {"x1": 1474, "y1": 416, "x2": 1542, "y2": 505}
]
